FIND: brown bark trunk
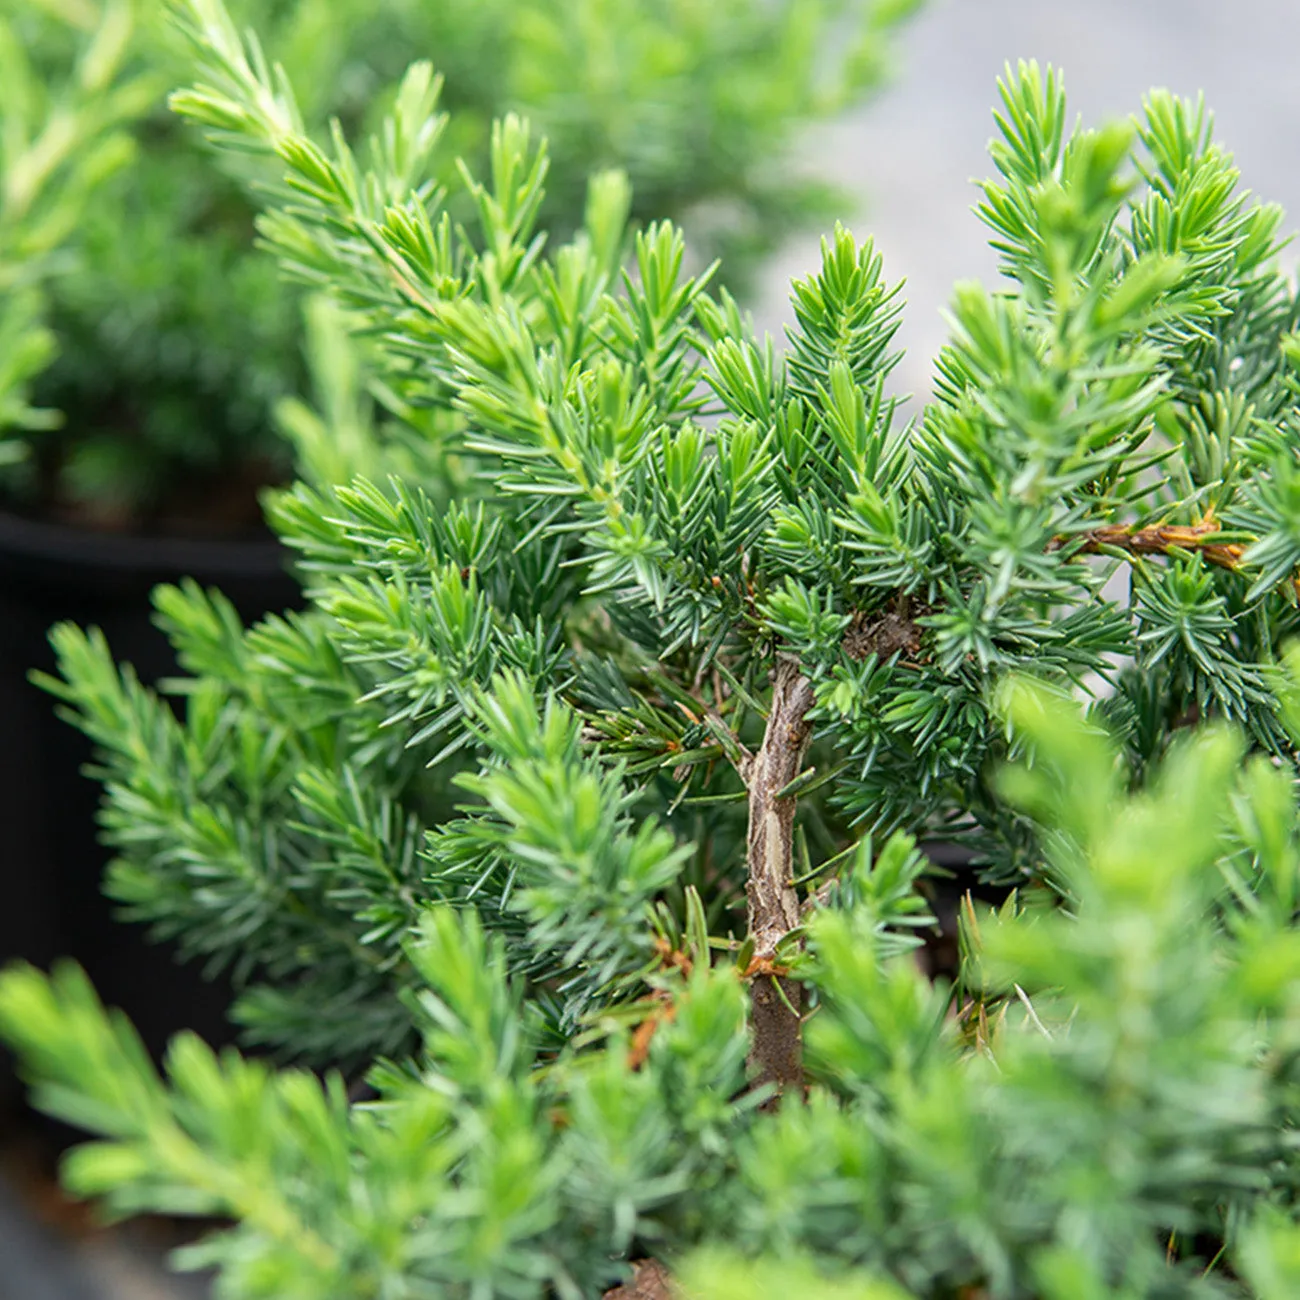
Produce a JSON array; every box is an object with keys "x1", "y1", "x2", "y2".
[{"x1": 742, "y1": 653, "x2": 816, "y2": 1099}]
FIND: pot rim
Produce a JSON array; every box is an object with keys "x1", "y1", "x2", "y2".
[{"x1": 0, "y1": 508, "x2": 287, "y2": 579}]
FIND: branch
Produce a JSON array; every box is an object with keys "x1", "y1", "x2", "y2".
[
  {"x1": 741, "y1": 653, "x2": 816, "y2": 1100},
  {"x1": 1060, "y1": 519, "x2": 1244, "y2": 570}
]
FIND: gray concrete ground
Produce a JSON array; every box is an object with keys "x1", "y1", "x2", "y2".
[
  {"x1": 755, "y1": 0, "x2": 1300, "y2": 404},
  {"x1": 9, "y1": 2, "x2": 1300, "y2": 1295},
  {"x1": 0, "y1": 1175, "x2": 209, "y2": 1300}
]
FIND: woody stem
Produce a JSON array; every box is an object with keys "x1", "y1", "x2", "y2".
[{"x1": 742, "y1": 653, "x2": 816, "y2": 1099}]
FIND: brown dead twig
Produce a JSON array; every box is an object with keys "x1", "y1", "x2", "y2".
[
  {"x1": 628, "y1": 945, "x2": 798, "y2": 1071},
  {"x1": 651, "y1": 937, "x2": 694, "y2": 979},
  {"x1": 1063, "y1": 516, "x2": 1300, "y2": 599},
  {"x1": 627, "y1": 995, "x2": 677, "y2": 1071},
  {"x1": 1058, "y1": 519, "x2": 1245, "y2": 571},
  {"x1": 625, "y1": 939, "x2": 695, "y2": 1070},
  {"x1": 738, "y1": 955, "x2": 790, "y2": 980}
]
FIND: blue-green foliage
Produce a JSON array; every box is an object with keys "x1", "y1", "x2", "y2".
[
  {"x1": 9, "y1": 14, "x2": 1300, "y2": 1295},
  {"x1": 9, "y1": 681, "x2": 1300, "y2": 1295}
]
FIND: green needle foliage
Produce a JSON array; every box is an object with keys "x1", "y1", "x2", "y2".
[
  {"x1": 0, "y1": 0, "x2": 153, "y2": 454},
  {"x1": 10, "y1": 8, "x2": 1300, "y2": 1294},
  {"x1": 7, "y1": 0, "x2": 917, "y2": 526}
]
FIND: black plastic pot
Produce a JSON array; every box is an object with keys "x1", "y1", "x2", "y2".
[{"x1": 0, "y1": 510, "x2": 301, "y2": 1114}]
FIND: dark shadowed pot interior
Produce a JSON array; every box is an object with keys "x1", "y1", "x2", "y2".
[{"x1": 0, "y1": 510, "x2": 301, "y2": 1123}]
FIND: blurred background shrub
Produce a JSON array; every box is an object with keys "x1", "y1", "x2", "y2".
[
  {"x1": 6, "y1": 0, "x2": 919, "y2": 531},
  {"x1": 0, "y1": 0, "x2": 153, "y2": 456}
]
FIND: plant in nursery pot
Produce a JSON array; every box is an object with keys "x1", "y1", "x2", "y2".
[
  {"x1": 0, "y1": 6, "x2": 299, "y2": 1089},
  {"x1": 10, "y1": 4, "x2": 1300, "y2": 1293},
  {"x1": 0, "y1": 0, "x2": 921, "y2": 1083},
  {"x1": 16, "y1": 0, "x2": 919, "y2": 531},
  {"x1": 0, "y1": 0, "x2": 177, "y2": 1100}
]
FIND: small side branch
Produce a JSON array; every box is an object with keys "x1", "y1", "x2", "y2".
[
  {"x1": 1059, "y1": 519, "x2": 1244, "y2": 571},
  {"x1": 741, "y1": 653, "x2": 816, "y2": 1099}
]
